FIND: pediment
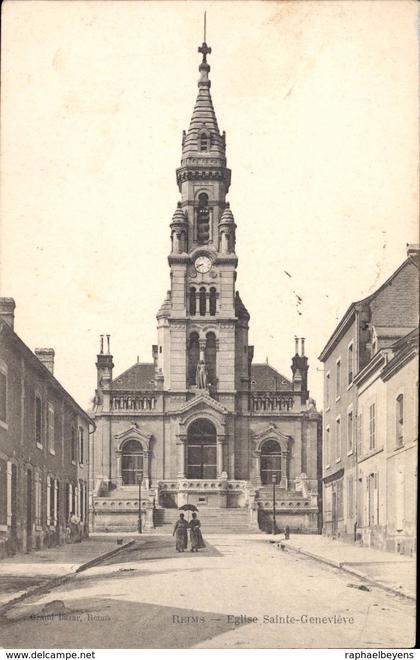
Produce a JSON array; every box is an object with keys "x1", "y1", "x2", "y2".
[
  {"x1": 252, "y1": 424, "x2": 292, "y2": 452},
  {"x1": 114, "y1": 424, "x2": 152, "y2": 451},
  {"x1": 175, "y1": 392, "x2": 230, "y2": 436},
  {"x1": 176, "y1": 392, "x2": 230, "y2": 417}
]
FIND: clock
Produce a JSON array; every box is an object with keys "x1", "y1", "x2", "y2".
[{"x1": 194, "y1": 255, "x2": 212, "y2": 274}]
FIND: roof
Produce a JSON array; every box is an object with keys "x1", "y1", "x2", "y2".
[
  {"x1": 251, "y1": 363, "x2": 292, "y2": 391},
  {"x1": 381, "y1": 326, "x2": 419, "y2": 382},
  {"x1": 354, "y1": 326, "x2": 419, "y2": 386},
  {"x1": 373, "y1": 326, "x2": 415, "y2": 339},
  {"x1": 0, "y1": 318, "x2": 93, "y2": 424},
  {"x1": 111, "y1": 361, "x2": 293, "y2": 392},
  {"x1": 319, "y1": 254, "x2": 419, "y2": 362},
  {"x1": 111, "y1": 362, "x2": 156, "y2": 391}
]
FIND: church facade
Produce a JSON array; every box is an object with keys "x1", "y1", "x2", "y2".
[{"x1": 90, "y1": 40, "x2": 322, "y2": 533}]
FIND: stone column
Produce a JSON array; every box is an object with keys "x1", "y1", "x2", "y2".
[
  {"x1": 216, "y1": 435, "x2": 225, "y2": 477},
  {"x1": 254, "y1": 450, "x2": 262, "y2": 487},
  {"x1": 176, "y1": 435, "x2": 186, "y2": 478},
  {"x1": 199, "y1": 339, "x2": 206, "y2": 362},
  {"x1": 143, "y1": 449, "x2": 150, "y2": 489},
  {"x1": 280, "y1": 451, "x2": 289, "y2": 489},
  {"x1": 115, "y1": 450, "x2": 122, "y2": 487}
]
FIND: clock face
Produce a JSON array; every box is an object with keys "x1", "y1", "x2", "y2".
[{"x1": 194, "y1": 255, "x2": 212, "y2": 274}]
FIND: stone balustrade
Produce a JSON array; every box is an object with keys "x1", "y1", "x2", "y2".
[
  {"x1": 111, "y1": 392, "x2": 158, "y2": 411},
  {"x1": 250, "y1": 391, "x2": 295, "y2": 412}
]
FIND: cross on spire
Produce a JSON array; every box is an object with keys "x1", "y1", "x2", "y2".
[{"x1": 198, "y1": 41, "x2": 212, "y2": 62}]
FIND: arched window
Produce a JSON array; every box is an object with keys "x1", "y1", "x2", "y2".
[
  {"x1": 121, "y1": 440, "x2": 143, "y2": 485},
  {"x1": 197, "y1": 193, "x2": 210, "y2": 243},
  {"x1": 188, "y1": 332, "x2": 199, "y2": 385},
  {"x1": 189, "y1": 287, "x2": 196, "y2": 316},
  {"x1": 205, "y1": 332, "x2": 217, "y2": 386},
  {"x1": 187, "y1": 419, "x2": 217, "y2": 479},
  {"x1": 260, "y1": 439, "x2": 282, "y2": 485},
  {"x1": 200, "y1": 133, "x2": 208, "y2": 151},
  {"x1": 209, "y1": 287, "x2": 216, "y2": 316},
  {"x1": 199, "y1": 287, "x2": 206, "y2": 316},
  {"x1": 396, "y1": 394, "x2": 404, "y2": 446}
]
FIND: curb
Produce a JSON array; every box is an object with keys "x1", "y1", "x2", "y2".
[
  {"x1": 278, "y1": 542, "x2": 415, "y2": 603},
  {"x1": 340, "y1": 563, "x2": 416, "y2": 602},
  {"x1": 0, "y1": 539, "x2": 135, "y2": 616},
  {"x1": 75, "y1": 539, "x2": 135, "y2": 573}
]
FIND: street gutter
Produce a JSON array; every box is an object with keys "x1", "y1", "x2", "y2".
[
  {"x1": 275, "y1": 541, "x2": 415, "y2": 603},
  {"x1": 0, "y1": 539, "x2": 136, "y2": 616}
]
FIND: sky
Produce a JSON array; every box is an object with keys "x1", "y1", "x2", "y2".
[{"x1": 1, "y1": 0, "x2": 418, "y2": 409}]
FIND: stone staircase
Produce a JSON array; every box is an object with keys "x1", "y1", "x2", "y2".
[{"x1": 153, "y1": 507, "x2": 259, "y2": 534}]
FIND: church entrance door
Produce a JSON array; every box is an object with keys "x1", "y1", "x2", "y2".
[
  {"x1": 121, "y1": 440, "x2": 144, "y2": 485},
  {"x1": 186, "y1": 419, "x2": 217, "y2": 479},
  {"x1": 260, "y1": 439, "x2": 282, "y2": 485}
]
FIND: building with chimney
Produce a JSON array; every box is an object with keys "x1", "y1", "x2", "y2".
[
  {"x1": 0, "y1": 298, "x2": 92, "y2": 557},
  {"x1": 319, "y1": 246, "x2": 419, "y2": 551},
  {"x1": 90, "y1": 40, "x2": 322, "y2": 534}
]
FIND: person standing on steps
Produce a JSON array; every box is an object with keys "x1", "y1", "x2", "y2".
[
  {"x1": 189, "y1": 512, "x2": 206, "y2": 552},
  {"x1": 173, "y1": 512, "x2": 189, "y2": 552}
]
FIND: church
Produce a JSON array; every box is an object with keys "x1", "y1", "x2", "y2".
[{"x1": 90, "y1": 38, "x2": 322, "y2": 534}]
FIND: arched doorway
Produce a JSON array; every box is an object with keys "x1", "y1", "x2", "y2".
[
  {"x1": 187, "y1": 419, "x2": 217, "y2": 479},
  {"x1": 121, "y1": 440, "x2": 144, "y2": 485},
  {"x1": 260, "y1": 439, "x2": 282, "y2": 485}
]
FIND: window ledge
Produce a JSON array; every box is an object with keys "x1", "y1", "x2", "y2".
[
  {"x1": 325, "y1": 406, "x2": 330, "y2": 414},
  {"x1": 71, "y1": 460, "x2": 76, "y2": 465},
  {"x1": 335, "y1": 458, "x2": 341, "y2": 463},
  {"x1": 0, "y1": 420, "x2": 8, "y2": 430},
  {"x1": 347, "y1": 449, "x2": 353, "y2": 456},
  {"x1": 335, "y1": 396, "x2": 341, "y2": 403},
  {"x1": 36, "y1": 442, "x2": 43, "y2": 450},
  {"x1": 357, "y1": 446, "x2": 384, "y2": 463},
  {"x1": 49, "y1": 449, "x2": 55, "y2": 456}
]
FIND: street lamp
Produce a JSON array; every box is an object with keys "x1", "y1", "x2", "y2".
[
  {"x1": 137, "y1": 470, "x2": 144, "y2": 534},
  {"x1": 272, "y1": 473, "x2": 277, "y2": 535}
]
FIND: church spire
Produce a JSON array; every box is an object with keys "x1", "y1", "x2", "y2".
[{"x1": 179, "y1": 25, "x2": 226, "y2": 165}]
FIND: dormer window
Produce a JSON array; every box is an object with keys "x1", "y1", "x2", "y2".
[{"x1": 200, "y1": 132, "x2": 209, "y2": 151}]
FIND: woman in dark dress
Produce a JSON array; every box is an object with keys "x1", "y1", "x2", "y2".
[
  {"x1": 189, "y1": 512, "x2": 206, "y2": 552},
  {"x1": 173, "y1": 513, "x2": 189, "y2": 552}
]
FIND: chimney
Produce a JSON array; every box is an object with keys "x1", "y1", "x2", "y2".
[
  {"x1": 0, "y1": 298, "x2": 16, "y2": 330},
  {"x1": 95, "y1": 334, "x2": 114, "y2": 410},
  {"x1": 35, "y1": 348, "x2": 55, "y2": 374},
  {"x1": 152, "y1": 345, "x2": 158, "y2": 369},
  {"x1": 406, "y1": 243, "x2": 419, "y2": 259},
  {"x1": 291, "y1": 337, "x2": 309, "y2": 404}
]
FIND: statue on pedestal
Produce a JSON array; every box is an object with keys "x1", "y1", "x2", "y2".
[{"x1": 196, "y1": 360, "x2": 208, "y2": 389}]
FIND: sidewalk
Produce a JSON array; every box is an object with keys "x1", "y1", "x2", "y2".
[
  {"x1": 278, "y1": 534, "x2": 416, "y2": 600},
  {"x1": 0, "y1": 534, "x2": 136, "y2": 611}
]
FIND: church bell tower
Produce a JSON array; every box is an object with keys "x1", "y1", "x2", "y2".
[{"x1": 156, "y1": 37, "x2": 250, "y2": 400}]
